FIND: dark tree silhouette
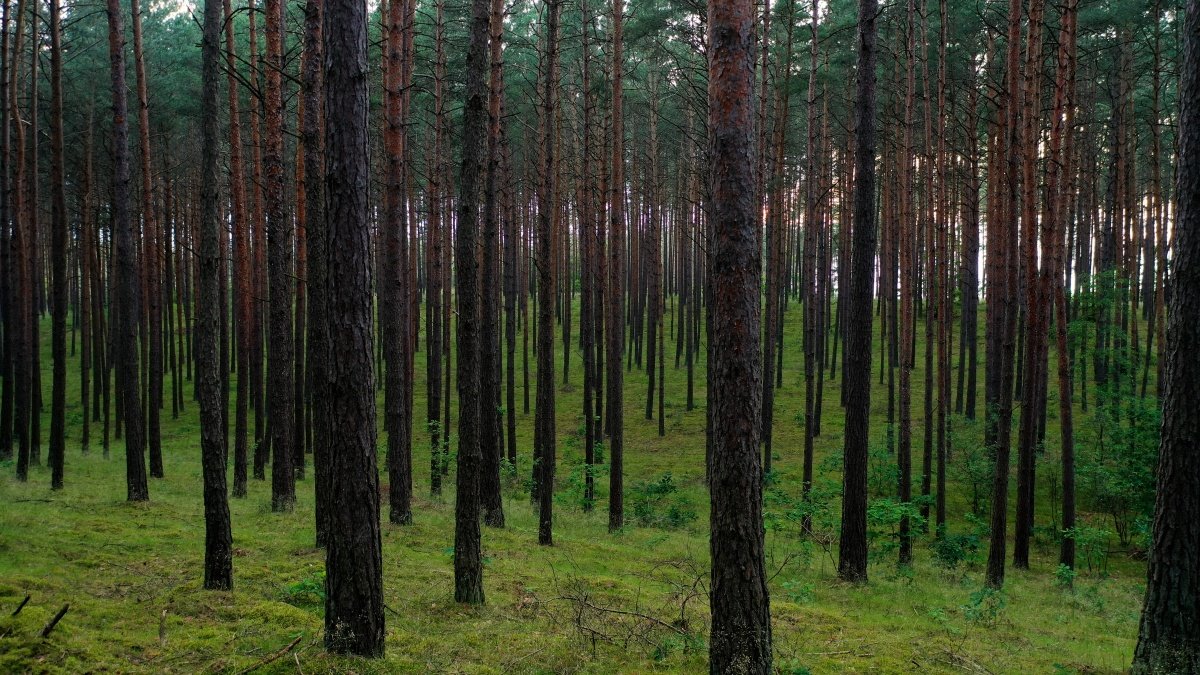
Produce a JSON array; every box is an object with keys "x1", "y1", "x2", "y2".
[
  {"x1": 838, "y1": 0, "x2": 877, "y2": 584},
  {"x1": 534, "y1": 0, "x2": 560, "y2": 546},
  {"x1": 453, "y1": 0, "x2": 490, "y2": 604},
  {"x1": 107, "y1": 0, "x2": 148, "y2": 502},
  {"x1": 321, "y1": 0, "x2": 385, "y2": 654},
  {"x1": 1132, "y1": 0, "x2": 1200, "y2": 669},
  {"x1": 198, "y1": 0, "x2": 233, "y2": 589},
  {"x1": 705, "y1": 0, "x2": 772, "y2": 669},
  {"x1": 47, "y1": 0, "x2": 66, "y2": 490}
]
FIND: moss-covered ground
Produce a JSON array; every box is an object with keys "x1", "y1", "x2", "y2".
[{"x1": 0, "y1": 304, "x2": 1143, "y2": 673}]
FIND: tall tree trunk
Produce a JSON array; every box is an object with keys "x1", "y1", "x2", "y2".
[
  {"x1": 897, "y1": 0, "x2": 916, "y2": 566},
  {"x1": 1047, "y1": 0, "x2": 1077, "y2": 572},
  {"x1": 1133, "y1": 1, "x2": 1200, "y2": 668},
  {"x1": 107, "y1": 0, "x2": 148, "y2": 501},
  {"x1": 131, "y1": 0, "x2": 163, "y2": 478},
  {"x1": 838, "y1": 0, "x2": 878, "y2": 584},
  {"x1": 453, "y1": 0, "x2": 491, "y2": 604},
  {"x1": 382, "y1": 0, "x2": 413, "y2": 525},
  {"x1": 321, "y1": 0, "x2": 384, "y2": 652},
  {"x1": 199, "y1": 0, "x2": 234, "y2": 589},
  {"x1": 0, "y1": 0, "x2": 10, "y2": 466},
  {"x1": 535, "y1": 0, "x2": 560, "y2": 545},
  {"x1": 1014, "y1": 0, "x2": 1047, "y2": 570},
  {"x1": 1132, "y1": 1, "x2": 1200, "y2": 670},
  {"x1": 481, "y1": 0, "x2": 507, "y2": 528},
  {"x1": 265, "y1": 0, "x2": 295, "y2": 511},
  {"x1": 707, "y1": 0, "x2": 772, "y2": 666},
  {"x1": 607, "y1": 0, "x2": 626, "y2": 533},
  {"x1": 47, "y1": 0, "x2": 67, "y2": 489},
  {"x1": 427, "y1": 0, "x2": 446, "y2": 494},
  {"x1": 10, "y1": 0, "x2": 29, "y2": 482},
  {"x1": 226, "y1": 0, "x2": 251, "y2": 498},
  {"x1": 984, "y1": 0, "x2": 1024, "y2": 589},
  {"x1": 303, "y1": 0, "x2": 327, "y2": 544}
]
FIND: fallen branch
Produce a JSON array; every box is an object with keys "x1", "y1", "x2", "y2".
[
  {"x1": 235, "y1": 635, "x2": 303, "y2": 675},
  {"x1": 11, "y1": 595, "x2": 30, "y2": 616},
  {"x1": 40, "y1": 604, "x2": 69, "y2": 638},
  {"x1": 555, "y1": 594, "x2": 688, "y2": 636}
]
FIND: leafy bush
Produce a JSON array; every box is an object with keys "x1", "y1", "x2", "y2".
[
  {"x1": 1055, "y1": 563, "x2": 1078, "y2": 589},
  {"x1": 867, "y1": 442, "x2": 898, "y2": 498},
  {"x1": 932, "y1": 524, "x2": 984, "y2": 571},
  {"x1": 948, "y1": 419, "x2": 992, "y2": 516},
  {"x1": 1063, "y1": 524, "x2": 1112, "y2": 574},
  {"x1": 555, "y1": 461, "x2": 607, "y2": 511},
  {"x1": 630, "y1": 473, "x2": 697, "y2": 529},
  {"x1": 781, "y1": 579, "x2": 815, "y2": 604},
  {"x1": 961, "y1": 586, "x2": 1006, "y2": 626},
  {"x1": 866, "y1": 498, "x2": 926, "y2": 557},
  {"x1": 282, "y1": 569, "x2": 325, "y2": 608}
]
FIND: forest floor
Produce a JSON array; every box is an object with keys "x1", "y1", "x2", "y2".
[{"x1": 0, "y1": 305, "x2": 1144, "y2": 673}]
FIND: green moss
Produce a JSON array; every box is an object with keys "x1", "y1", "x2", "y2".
[{"x1": 0, "y1": 306, "x2": 1143, "y2": 672}]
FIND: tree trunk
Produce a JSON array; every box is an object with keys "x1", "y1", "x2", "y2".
[
  {"x1": 606, "y1": 0, "x2": 626, "y2": 533},
  {"x1": 838, "y1": 0, "x2": 878, "y2": 584},
  {"x1": 47, "y1": 0, "x2": 67, "y2": 489},
  {"x1": 107, "y1": 0, "x2": 148, "y2": 502},
  {"x1": 199, "y1": 0, "x2": 234, "y2": 589},
  {"x1": 321, "y1": 0, "x2": 385, "y2": 652},
  {"x1": 131, "y1": 0, "x2": 163, "y2": 479},
  {"x1": 1131, "y1": 0, "x2": 1200, "y2": 669},
  {"x1": 534, "y1": 0, "x2": 560, "y2": 545},
  {"x1": 707, "y1": 0, "x2": 772, "y2": 667},
  {"x1": 265, "y1": 0, "x2": 295, "y2": 511},
  {"x1": 481, "y1": 0, "x2": 507, "y2": 528},
  {"x1": 382, "y1": 0, "x2": 413, "y2": 526},
  {"x1": 453, "y1": 0, "x2": 491, "y2": 604}
]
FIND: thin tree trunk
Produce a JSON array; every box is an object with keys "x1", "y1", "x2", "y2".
[
  {"x1": 47, "y1": 0, "x2": 67, "y2": 489},
  {"x1": 839, "y1": 0, "x2": 877, "y2": 584},
  {"x1": 107, "y1": 0, "x2": 148, "y2": 501},
  {"x1": 453, "y1": 0, "x2": 490, "y2": 604},
  {"x1": 199, "y1": 0, "x2": 234, "y2": 588},
  {"x1": 265, "y1": 0, "x2": 295, "y2": 511},
  {"x1": 607, "y1": 0, "x2": 626, "y2": 533}
]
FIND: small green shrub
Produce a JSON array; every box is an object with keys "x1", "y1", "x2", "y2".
[
  {"x1": 1055, "y1": 564, "x2": 1078, "y2": 589},
  {"x1": 630, "y1": 473, "x2": 697, "y2": 529},
  {"x1": 781, "y1": 579, "x2": 815, "y2": 604},
  {"x1": 282, "y1": 569, "x2": 325, "y2": 608},
  {"x1": 962, "y1": 586, "x2": 1006, "y2": 626}
]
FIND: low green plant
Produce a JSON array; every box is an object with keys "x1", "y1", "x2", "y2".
[
  {"x1": 630, "y1": 473, "x2": 697, "y2": 529},
  {"x1": 866, "y1": 498, "x2": 926, "y2": 556},
  {"x1": 781, "y1": 579, "x2": 815, "y2": 604},
  {"x1": 1055, "y1": 564, "x2": 1078, "y2": 589},
  {"x1": 932, "y1": 514, "x2": 987, "y2": 571},
  {"x1": 962, "y1": 586, "x2": 1006, "y2": 626},
  {"x1": 282, "y1": 569, "x2": 326, "y2": 608}
]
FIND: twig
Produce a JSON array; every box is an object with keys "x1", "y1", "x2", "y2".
[
  {"x1": 235, "y1": 635, "x2": 303, "y2": 675},
  {"x1": 555, "y1": 594, "x2": 688, "y2": 636},
  {"x1": 40, "y1": 604, "x2": 70, "y2": 638},
  {"x1": 11, "y1": 595, "x2": 31, "y2": 616}
]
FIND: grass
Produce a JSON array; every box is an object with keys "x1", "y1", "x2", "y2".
[{"x1": 0, "y1": 300, "x2": 1144, "y2": 673}]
